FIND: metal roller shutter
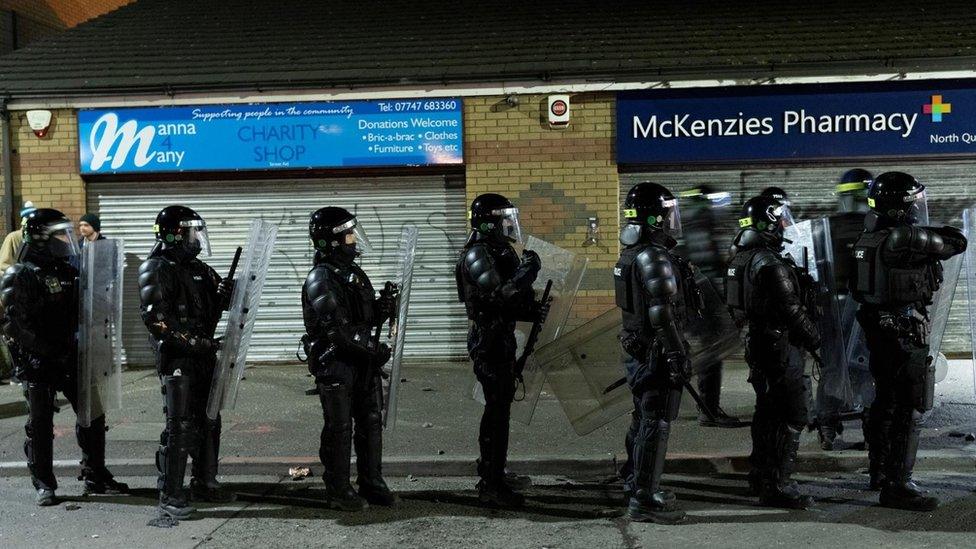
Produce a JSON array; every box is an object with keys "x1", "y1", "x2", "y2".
[
  {"x1": 86, "y1": 176, "x2": 469, "y2": 366},
  {"x1": 621, "y1": 160, "x2": 976, "y2": 353}
]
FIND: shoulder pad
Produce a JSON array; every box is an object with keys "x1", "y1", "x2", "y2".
[
  {"x1": 138, "y1": 257, "x2": 171, "y2": 307},
  {"x1": 636, "y1": 247, "x2": 678, "y2": 299},
  {"x1": 305, "y1": 266, "x2": 340, "y2": 317},
  {"x1": 0, "y1": 264, "x2": 27, "y2": 291},
  {"x1": 463, "y1": 244, "x2": 501, "y2": 291},
  {"x1": 0, "y1": 264, "x2": 31, "y2": 308}
]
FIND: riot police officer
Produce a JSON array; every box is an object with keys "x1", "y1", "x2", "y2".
[
  {"x1": 456, "y1": 193, "x2": 545, "y2": 507},
  {"x1": 820, "y1": 169, "x2": 875, "y2": 451},
  {"x1": 302, "y1": 207, "x2": 397, "y2": 511},
  {"x1": 139, "y1": 206, "x2": 236, "y2": 520},
  {"x1": 852, "y1": 172, "x2": 966, "y2": 511},
  {"x1": 677, "y1": 185, "x2": 739, "y2": 427},
  {"x1": 726, "y1": 195, "x2": 821, "y2": 509},
  {"x1": 614, "y1": 182, "x2": 695, "y2": 524},
  {"x1": 1, "y1": 208, "x2": 128, "y2": 506}
]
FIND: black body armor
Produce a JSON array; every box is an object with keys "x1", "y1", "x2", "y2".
[
  {"x1": 0, "y1": 249, "x2": 78, "y2": 378},
  {"x1": 302, "y1": 252, "x2": 385, "y2": 374},
  {"x1": 139, "y1": 247, "x2": 224, "y2": 362}
]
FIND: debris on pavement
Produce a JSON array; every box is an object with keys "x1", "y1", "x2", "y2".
[
  {"x1": 289, "y1": 466, "x2": 312, "y2": 480},
  {"x1": 422, "y1": 422, "x2": 433, "y2": 428},
  {"x1": 64, "y1": 503, "x2": 81, "y2": 511}
]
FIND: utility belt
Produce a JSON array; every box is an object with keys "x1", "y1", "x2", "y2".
[{"x1": 877, "y1": 310, "x2": 928, "y2": 347}]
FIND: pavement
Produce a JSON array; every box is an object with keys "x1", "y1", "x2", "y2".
[
  {"x1": 2, "y1": 359, "x2": 976, "y2": 481},
  {"x1": 2, "y1": 472, "x2": 976, "y2": 548}
]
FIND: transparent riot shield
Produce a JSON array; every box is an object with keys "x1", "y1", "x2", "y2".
[
  {"x1": 381, "y1": 224, "x2": 418, "y2": 430},
  {"x1": 532, "y1": 308, "x2": 633, "y2": 436},
  {"x1": 684, "y1": 266, "x2": 740, "y2": 373},
  {"x1": 967, "y1": 208, "x2": 976, "y2": 395},
  {"x1": 206, "y1": 220, "x2": 278, "y2": 420},
  {"x1": 537, "y1": 274, "x2": 742, "y2": 436},
  {"x1": 77, "y1": 238, "x2": 124, "y2": 428},
  {"x1": 782, "y1": 218, "x2": 853, "y2": 416},
  {"x1": 928, "y1": 250, "x2": 963, "y2": 383},
  {"x1": 508, "y1": 236, "x2": 588, "y2": 425}
]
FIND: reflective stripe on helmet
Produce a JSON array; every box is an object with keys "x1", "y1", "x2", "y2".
[{"x1": 331, "y1": 218, "x2": 357, "y2": 233}]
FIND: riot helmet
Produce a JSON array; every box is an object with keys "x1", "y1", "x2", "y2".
[
  {"x1": 866, "y1": 171, "x2": 927, "y2": 225},
  {"x1": 738, "y1": 195, "x2": 792, "y2": 246},
  {"x1": 469, "y1": 193, "x2": 522, "y2": 244},
  {"x1": 22, "y1": 208, "x2": 79, "y2": 258},
  {"x1": 154, "y1": 205, "x2": 211, "y2": 258},
  {"x1": 836, "y1": 169, "x2": 873, "y2": 213},
  {"x1": 310, "y1": 206, "x2": 372, "y2": 260},
  {"x1": 620, "y1": 182, "x2": 681, "y2": 245},
  {"x1": 760, "y1": 186, "x2": 796, "y2": 225}
]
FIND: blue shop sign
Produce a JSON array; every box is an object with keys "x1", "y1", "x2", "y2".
[
  {"x1": 78, "y1": 99, "x2": 463, "y2": 174},
  {"x1": 617, "y1": 82, "x2": 976, "y2": 164}
]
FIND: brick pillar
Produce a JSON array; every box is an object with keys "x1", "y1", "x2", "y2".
[{"x1": 464, "y1": 94, "x2": 619, "y2": 327}]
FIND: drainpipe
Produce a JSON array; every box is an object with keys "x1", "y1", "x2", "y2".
[{"x1": 0, "y1": 98, "x2": 13, "y2": 233}]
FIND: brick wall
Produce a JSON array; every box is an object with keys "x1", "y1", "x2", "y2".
[
  {"x1": 0, "y1": 0, "x2": 131, "y2": 54},
  {"x1": 6, "y1": 109, "x2": 86, "y2": 227},
  {"x1": 464, "y1": 94, "x2": 619, "y2": 327},
  {"x1": 0, "y1": 0, "x2": 131, "y2": 28}
]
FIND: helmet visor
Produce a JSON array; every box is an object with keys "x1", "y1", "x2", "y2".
[
  {"x1": 334, "y1": 218, "x2": 373, "y2": 255},
  {"x1": 907, "y1": 188, "x2": 929, "y2": 225},
  {"x1": 180, "y1": 219, "x2": 212, "y2": 257},
  {"x1": 661, "y1": 197, "x2": 682, "y2": 238},
  {"x1": 47, "y1": 222, "x2": 80, "y2": 257},
  {"x1": 492, "y1": 207, "x2": 523, "y2": 244}
]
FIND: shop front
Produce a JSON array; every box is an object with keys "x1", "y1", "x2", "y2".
[
  {"x1": 616, "y1": 80, "x2": 976, "y2": 352},
  {"x1": 78, "y1": 99, "x2": 470, "y2": 365}
]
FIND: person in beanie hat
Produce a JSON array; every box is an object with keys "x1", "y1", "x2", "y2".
[{"x1": 78, "y1": 213, "x2": 104, "y2": 245}]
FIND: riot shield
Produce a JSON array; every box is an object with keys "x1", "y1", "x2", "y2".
[
  {"x1": 77, "y1": 238, "x2": 124, "y2": 428},
  {"x1": 928, "y1": 250, "x2": 963, "y2": 383},
  {"x1": 684, "y1": 266, "x2": 740, "y2": 372},
  {"x1": 782, "y1": 218, "x2": 853, "y2": 416},
  {"x1": 381, "y1": 224, "x2": 418, "y2": 430},
  {"x1": 537, "y1": 273, "x2": 741, "y2": 436},
  {"x1": 509, "y1": 236, "x2": 588, "y2": 425},
  {"x1": 206, "y1": 220, "x2": 278, "y2": 420},
  {"x1": 967, "y1": 208, "x2": 976, "y2": 394}
]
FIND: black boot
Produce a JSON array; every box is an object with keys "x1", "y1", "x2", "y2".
[
  {"x1": 818, "y1": 421, "x2": 838, "y2": 451},
  {"x1": 354, "y1": 380, "x2": 397, "y2": 507},
  {"x1": 759, "y1": 426, "x2": 814, "y2": 510},
  {"x1": 628, "y1": 418, "x2": 684, "y2": 524},
  {"x1": 319, "y1": 383, "x2": 366, "y2": 512},
  {"x1": 190, "y1": 417, "x2": 236, "y2": 503},
  {"x1": 879, "y1": 412, "x2": 938, "y2": 512},
  {"x1": 867, "y1": 409, "x2": 892, "y2": 491},
  {"x1": 24, "y1": 383, "x2": 58, "y2": 502},
  {"x1": 157, "y1": 376, "x2": 197, "y2": 519},
  {"x1": 697, "y1": 364, "x2": 741, "y2": 428},
  {"x1": 77, "y1": 415, "x2": 129, "y2": 495}
]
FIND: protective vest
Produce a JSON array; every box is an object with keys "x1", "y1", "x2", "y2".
[
  {"x1": 615, "y1": 242, "x2": 697, "y2": 342},
  {"x1": 853, "y1": 229, "x2": 938, "y2": 308},
  {"x1": 829, "y1": 211, "x2": 865, "y2": 292}
]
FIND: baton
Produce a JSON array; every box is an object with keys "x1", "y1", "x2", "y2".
[
  {"x1": 227, "y1": 246, "x2": 243, "y2": 281},
  {"x1": 514, "y1": 279, "x2": 553, "y2": 381}
]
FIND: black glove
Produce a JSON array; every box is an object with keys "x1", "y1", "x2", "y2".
[
  {"x1": 936, "y1": 225, "x2": 968, "y2": 253},
  {"x1": 665, "y1": 351, "x2": 691, "y2": 387},
  {"x1": 620, "y1": 333, "x2": 648, "y2": 362},
  {"x1": 378, "y1": 282, "x2": 399, "y2": 322},
  {"x1": 521, "y1": 249, "x2": 541, "y2": 271},
  {"x1": 217, "y1": 278, "x2": 236, "y2": 308},
  {"x1": 372, "y1": 343, "x2": 392, "y2": 368}
]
